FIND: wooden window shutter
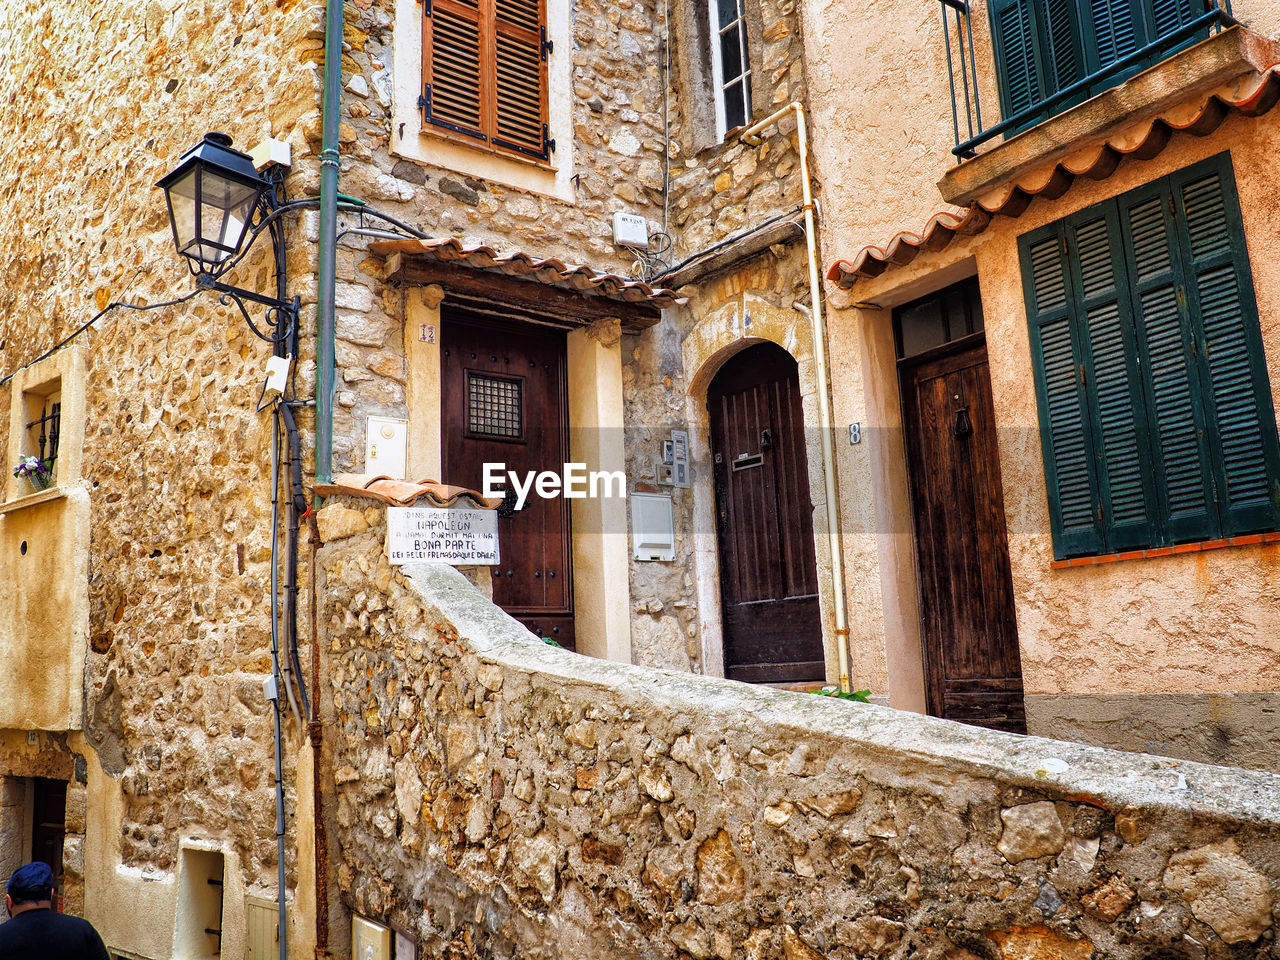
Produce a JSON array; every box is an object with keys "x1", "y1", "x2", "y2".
[
  {"x1": 1116, "y1": 180, "x2": 1219, "y2": 543},
  {"x1": 422, "y1": 0, "x2": 487, "y2": 141},
  {"x1": 422, "y1": 0, "x2": 551, "y2": 160},
  {"x1": 491, "y1": 0, "x2": 550, "y2": 159},
  {"x1": 1040, "y1": 0, "x2": 1084, "y2": 92},
  {"x1": 1021, "y1": 227, "x2": 1107, "y2": 558},
  {"x1": 991, "y1": 0, "x2": 1042, "y2": 118},
  {"x1": 1064, "y1": 207, "x2": 1161, "y2": 551},
  {"x1": 1084, "y1": 0, "x2": 1140, "y2": 71},
  {"x1": 1168, "y1": 157, "x2": 1280, "y2": 535}
]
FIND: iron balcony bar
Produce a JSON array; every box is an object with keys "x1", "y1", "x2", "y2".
[{"x1": 953, "y1": 5, "x2": 1234, "y2": 159}]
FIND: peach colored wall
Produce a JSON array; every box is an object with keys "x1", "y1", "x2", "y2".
[{"x1": 822, "y1": 103, "x2": 1280, "y2": 697}]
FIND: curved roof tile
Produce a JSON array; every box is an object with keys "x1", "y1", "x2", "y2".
[
  {"x1": 369, "y1": 236, "x2": 687, "y2": 307},
  {"x1": 829, "y1": 64, "x2": 1280, "y2": 289}
]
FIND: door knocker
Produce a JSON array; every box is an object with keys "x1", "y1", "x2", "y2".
[{"x1": 953, "y1": 405, "x2": 973, "y2": 439}]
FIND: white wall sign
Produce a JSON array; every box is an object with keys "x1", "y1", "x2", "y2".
[{"x1": 387, "y1": 507, "x2": 500, "y2": 565}]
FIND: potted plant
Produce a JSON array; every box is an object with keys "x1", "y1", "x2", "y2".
[{"x1": 13, "y1": 455, "x2": 53, "y2": 492}]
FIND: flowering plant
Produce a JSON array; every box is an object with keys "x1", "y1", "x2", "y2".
[{"x1": 12, "y1": 455, "x2": 53, "y2": 491}]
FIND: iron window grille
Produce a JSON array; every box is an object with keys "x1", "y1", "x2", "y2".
[{"x1": 26, "y1": 400, "x2": 61, "y2": 476}]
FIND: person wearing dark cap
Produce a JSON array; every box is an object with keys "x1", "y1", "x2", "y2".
[{"x1": 0, "y1": 862, "x2": 110, "y2": 960}]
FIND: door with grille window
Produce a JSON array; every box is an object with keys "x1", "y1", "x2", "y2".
[{"x1": 442, "y1": 313, "x2": 574, "y2": 648}]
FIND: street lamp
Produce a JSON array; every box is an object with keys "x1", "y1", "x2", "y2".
[
  {"x1": 157, "y1": 132, "x2": 270, "y2": 278},
  {"x1": 157, "y1": 132, "x2": 297, "y2": 343}
]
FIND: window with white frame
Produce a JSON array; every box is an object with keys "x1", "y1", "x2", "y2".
[{"x1": 708, "y1": 0, "x2": 752, "y2": 137}]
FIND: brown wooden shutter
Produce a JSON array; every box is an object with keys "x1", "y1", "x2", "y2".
[
  {"x1": 423, "y1": 0, "x2": 487, "y2": 141},
  {"x1": 491, "y1": 0, "x2": 550, "y2": 159}
]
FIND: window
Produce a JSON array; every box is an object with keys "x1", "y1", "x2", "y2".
[
  {"x1": 894, "y1": 277, "x2": 985, "y2": 360},
  {"x1": 420, "y1": 0, "x2": 553, "y2": 161},
  {"x1": 990, "y1": 0, "x2": 1210, "y2": 131},
  {"x1": 1021, "y1": 153, "x2": 1280, "y2": 560},
  {"x1": 709, "y1": 0, "x2": 753, "y2": 137}
]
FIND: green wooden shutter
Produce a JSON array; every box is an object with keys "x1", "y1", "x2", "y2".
[
  {"x1": 1148, "y1": 0, "x2": 1206, "y2": 39},
  {"x1": 1170, "y1": 157, "x2": 1280, "y2": 535},
  {"x1": 1042, "y1": 0, "x2": 1085, "y2": 91},
  {"x1": 423, "y1": 0, "x2": 487, "y2": 141},
  {"x1": 991, "y1": 0, "x2": 1042, "y2": 118},
  {"x1": 1022, "y1": 227, "x2": 1106, "y2": 558},
  {"x1": 1085, "y1": 0, "x2": 1140, "y2": 70},
  {"x1": 1065, "y1": 207, "x2": 1160, "y2": 550},
  {"x1": 1118, "y1": 181, "x2": 1219, "y2": 543}
]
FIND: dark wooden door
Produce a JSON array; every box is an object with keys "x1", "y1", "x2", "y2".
[
  {"x1": 442, "y1": 313, "x2": 574, "y2": 649},
  {"x1": 709, "y1": 343, "x2": 824, "y2": 683},
  {"x1": 900, "y1": 336, "x2": 1025, "y2": 732}
]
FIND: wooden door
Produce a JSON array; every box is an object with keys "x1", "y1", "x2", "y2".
[
  {"x1": 900, "y1": 336, "x2": 1025, "y2": 732},
  {"x1": 709, "y1": 343, "x2": 824, "y2": 683},
  {"x1": 442, "y1": 314, "x2": 574, "y2": 649}
]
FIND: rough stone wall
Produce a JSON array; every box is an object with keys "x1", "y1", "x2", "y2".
[
  {"x1": 315, "y1": 0, "x2": 671, "y2": 472},
  {"x1": 620, "y1": 0, "x2": 821, "y2": 672},
  {"x1": 319, "y1": 512, "x2": 1280, "y2": 960},
  {"x1": 0, "y1": 0, "x2": 322, "y2": 894},
  {"x1": 624, "y1": 246, "x2": 815, "y2": 673}
]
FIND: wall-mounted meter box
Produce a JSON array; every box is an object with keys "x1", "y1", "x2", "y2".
[
  {"x1": 365, "y1": 416, "x2": 409, "y2": 479},
  {"x1": 613, "y1": 211, "x2": 650, "y2": 249},
  {"x1": 353, "y1": 916, "x2": 392, "y2": 960},
  {"x1": 632, "y1": 493, "x2": 675, "y2": 561}
]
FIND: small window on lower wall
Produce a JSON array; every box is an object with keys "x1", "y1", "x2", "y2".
[{"x1": 1019, "y1": 151, "x2": 1280, "y2": 560}]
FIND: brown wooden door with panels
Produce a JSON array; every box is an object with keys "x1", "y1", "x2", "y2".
[
  {"x1": 442, "y1": 313, "x2": 574, "y2": 649},
  {"x1": 709, "y1": 342, "x2": 824, "y2": 684},
  {"x1": 896, "y1": 278, "x2": 1025, "y2": 732}
]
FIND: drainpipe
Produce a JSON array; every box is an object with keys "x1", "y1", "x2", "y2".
[
  {"x1": 738, "y1": 102, "x2": 854, "y2": 694},
  {"x1": 315, "y1": 0, "x2": 343, "y2": 486}
]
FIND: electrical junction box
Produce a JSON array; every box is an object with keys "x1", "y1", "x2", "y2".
[
  {"x1": 250, "y1": 137, "x2": 292, "y2": 171},
  {"x1": 612, "y1": 211, "x2": 650, "y2": 249},
  {"x1": 352, "y1": 916, "x2": 392, "y2": 960},
  {"x1": 632, "y1": 493, "x2": 675, "y2": 561},
  {"x1": 366, "y1": 416, "x2": 408, "y2": 480}
]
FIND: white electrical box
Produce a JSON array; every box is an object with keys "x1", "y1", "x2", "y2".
[
  {"x1": 366, "y1": 416, "x2": 409, "y2": 479},
  {"x1": 612, "y1": 211, "x2": 650, "y2": 249},
  {"x1": 632, "y1": 493, "x2": 675, "y2": 562},
  {"x1": 353, "y1": 916, "x2": 392, "y2": 960},
  {"x1": 250, "y1": 137, "x2": 292, "y2": 171}
]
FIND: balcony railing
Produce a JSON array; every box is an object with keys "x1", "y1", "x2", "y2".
[{"x1": 940, "y1": 0, "x2": 1236, "y2": 160}]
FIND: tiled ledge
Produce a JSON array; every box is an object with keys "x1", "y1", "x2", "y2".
[{"x1": 1050, "y1": 531, "x2": 1280, "y2": 569}]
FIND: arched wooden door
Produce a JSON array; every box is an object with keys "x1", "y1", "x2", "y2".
[{"x1": 709, "y1": 343, "x2": 824, "y2": 683}]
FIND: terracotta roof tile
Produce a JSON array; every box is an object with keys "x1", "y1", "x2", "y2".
[
  {"x1": 828, "y1": 64, "x2": 1280, "y2": 289},
  {"x1": 369, "y1": 236, "x2": 688, "y2": 307},
  {"x1": 315, "y1": 473, "x2": 501, "y2": 509}
]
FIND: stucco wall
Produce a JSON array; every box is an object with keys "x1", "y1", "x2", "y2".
[
  {"x1": 318, "y1": 510, "x2": 1280, "y2": 960},
  {"x1": 806, "y1": 0, "x2": 1280, "y2": 744}
]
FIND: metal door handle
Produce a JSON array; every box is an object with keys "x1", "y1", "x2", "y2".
[{"x1": 761, "y1": 428, "x2": 773, "y2": 450}]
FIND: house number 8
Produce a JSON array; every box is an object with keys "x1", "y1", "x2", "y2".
[{"x1": 848, "y1": 423, "x2": 862, "y2": 445}]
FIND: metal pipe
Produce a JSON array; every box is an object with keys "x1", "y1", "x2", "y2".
[
  {"x1": 268, "y1": 420, "x2": 289, "y2": 960},
  {"x1": 315, "y1": 0, "x2": 344, "y2": 486},
  {"x1": 308, "y1": 512, "x2": 330, "y2": 960},
  {"x1": 738, "y1": 102, "x2": 854, "y2": 694}
]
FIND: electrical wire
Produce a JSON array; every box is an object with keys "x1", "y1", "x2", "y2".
[{"x1": 0, "y1": 288, "x2": 201, "y2": 388}]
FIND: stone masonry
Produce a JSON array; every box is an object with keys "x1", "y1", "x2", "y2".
[{"x1": 318, "y1": 504, "x2": 1280, "y2": 960}]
